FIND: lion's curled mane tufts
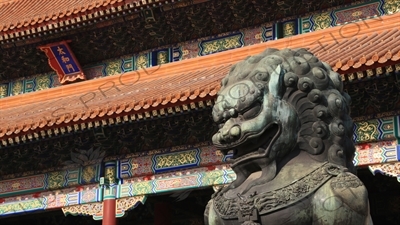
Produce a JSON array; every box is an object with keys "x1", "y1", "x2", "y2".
[{"x1": 220, "y1": 48, "x2": 355, "y2": 170}]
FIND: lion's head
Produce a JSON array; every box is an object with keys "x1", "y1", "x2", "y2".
[{"x1": 212, "y1": 48, "x2": 354, "y2": 173}]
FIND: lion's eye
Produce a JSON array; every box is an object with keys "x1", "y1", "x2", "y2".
[{"x1": 242, "y1": 102, "x2": 262, "y2": 120}]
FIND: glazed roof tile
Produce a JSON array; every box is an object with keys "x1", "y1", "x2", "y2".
[
  {"x1": 0, "y1": 64, "x2": 229, "y2": 139},
  {"x1": 0, "y1": 13, "x2": 399, "y2": 141},
  {"x1": 312, "y1": 28, "x2": 400, "y2": 71},
  {"x1": 0, "y1": 0, "x2": 161, "y2": 33}
]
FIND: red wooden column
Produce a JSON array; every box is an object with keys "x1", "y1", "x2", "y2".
[
  {"x1": 103, "y1": 161, "x2": 117, "y2": 225},
  {"x1": 103, "y1": 196, "x2": 116, "y2": 225}
]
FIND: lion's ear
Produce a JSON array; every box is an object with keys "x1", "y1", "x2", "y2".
[{"x1": 269, "y1": 64, "x2": 286, "y2": 98}]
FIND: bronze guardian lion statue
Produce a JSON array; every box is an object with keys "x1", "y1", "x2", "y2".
[{"x1": 205, "y1": 48, "x2": 373, "y2": 225}]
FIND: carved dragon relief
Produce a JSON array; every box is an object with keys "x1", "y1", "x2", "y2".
[{"x1": 204, "y1": 48, "x2": 373, "y2": 225}]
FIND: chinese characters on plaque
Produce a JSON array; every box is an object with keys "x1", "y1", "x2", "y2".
[{"x1": 39, "y1": 41, "x2": 86, "y2": 84}]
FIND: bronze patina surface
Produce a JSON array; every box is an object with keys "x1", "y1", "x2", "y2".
[{"x1": 204, "y1": 48, "x2": 373, "y2": 225}]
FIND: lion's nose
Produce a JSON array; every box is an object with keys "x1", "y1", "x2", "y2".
[
  {"x1": 220, "y1": 125, "x2": 241, "y2": 142},
  {"x1": 229, "y1": 126, "x2": 241, "y2": 137}
]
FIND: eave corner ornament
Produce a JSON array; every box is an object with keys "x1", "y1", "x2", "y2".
[{"x1": 39, "y1": 40, "x2": 86, "y2": 84}]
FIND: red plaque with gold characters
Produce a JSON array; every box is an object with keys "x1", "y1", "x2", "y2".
[{"x1": 39, "y1": 40, "x2": 86, "y2": 84}]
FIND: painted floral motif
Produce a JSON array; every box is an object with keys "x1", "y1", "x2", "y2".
[
  {"x1": 200, "y1": 33, "x2": 243, "y2": 55},
  {"x1": 136, "y1": 54, "x2": 148, "y2": 69},
  {"x1": 105, "y1": 60, "x2": 122, "y2": 76},
  {"x1": 36, "y1": 74, "x2": 51, "y2": 91},
  {"x1": 355, "y1": 120, "x2": 379, "y2": 142},
  {"x1": 383, "y1": 0, "x2": 400, "y2": 14},
  {"x1": 0, "y1": 175, "x2": 45, "y2": 194},
  {"x1": 0, "y1": 84, "x2": 8, "y2": 98},
  {"x1": 132, "y1": 181, "x2": 153, "y2": 195},
  {"x1": 333, "y1": 2, "x2": 381, "y2": 25},
  {"x1": 62, "y1": 202, "x2": 102, "y2": 217},
  {"x1": 157, "y1": 51, "x2": 169, "y2": 65},
  {"x1": 105, "y1": 166, "x2": 116, "y2": 185},
  {"x1": 11, "y1": 80, "x2": 23, "y2": 95},
  {"x1": 0, "y1": 199, "x2": 44, "y2": 215},
  {"x1": 313, "y1": 12, "x2": 332, "y2": 31},
  {"x1": 283, "y1": 22, "x2": 296, "y2": 36},
  {"x1": 82, "y1": 166, "x2": 96, "y2": 184},
  {"x1": 48, "y1": 171, "x2": 65, "y2": 189},
  {"x1": 81, "y1": 190, "x2": 96, "y2": 203}
]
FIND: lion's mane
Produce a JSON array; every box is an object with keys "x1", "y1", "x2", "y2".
[{"x1": 220, "y1": 48, "x2": 355, "y2": 170}]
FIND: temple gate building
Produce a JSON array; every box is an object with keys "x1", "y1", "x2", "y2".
[{"x1": 0, "y1": 0, "x2": 399, "y2": 224}]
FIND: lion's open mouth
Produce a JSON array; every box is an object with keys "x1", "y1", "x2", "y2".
[{"x1": 216, "y1": 122, "x2": 281, "y2": 161}]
